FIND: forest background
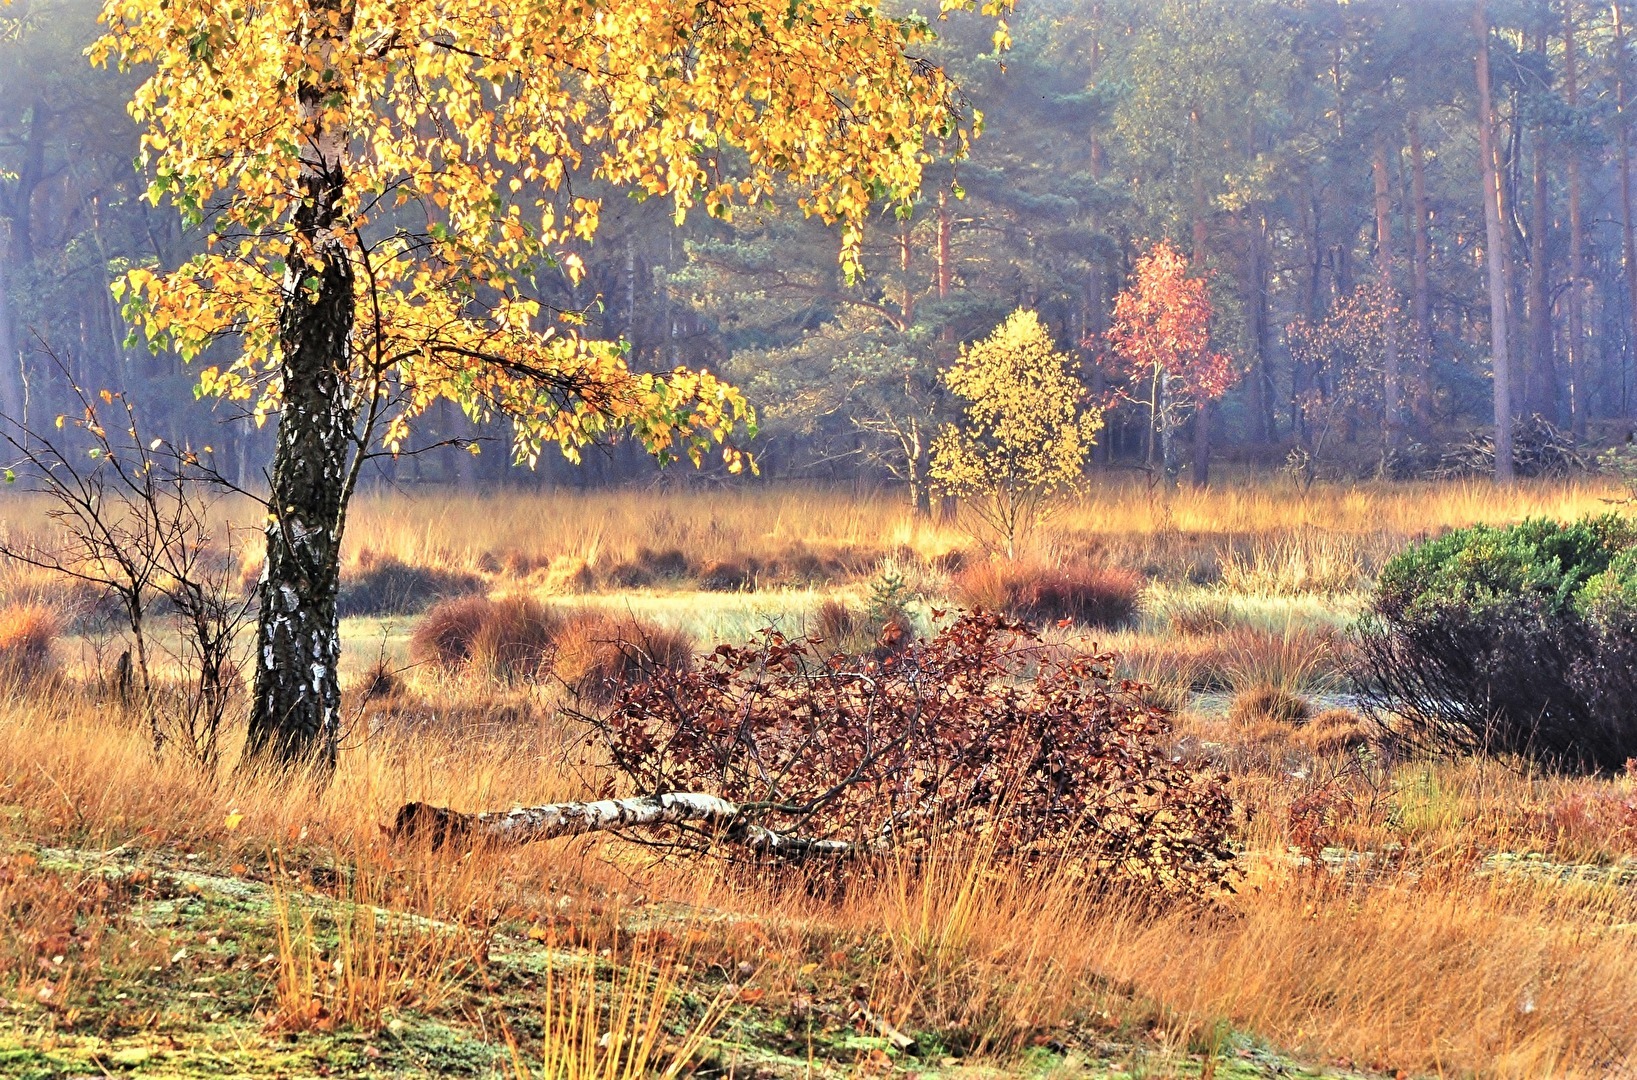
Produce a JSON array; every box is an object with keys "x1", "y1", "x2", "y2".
[{"x1": 4, "y1": 0, "x2": 1632, "y2": 497}]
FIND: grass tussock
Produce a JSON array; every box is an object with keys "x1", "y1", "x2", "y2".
[
  {"x1": 954, "y1": 559, "x2": 1142, "y2": 628},
  {"x1": 1294, "y1": 708, "x2": 1375, "y2": 757},
  {"x1": 1226, "y1": 684, "x2": 1310, "y2": 728},
  {"x1": 338, "y1": 551, "x2": 485, "y2": 618},
  {"x1": 551, "y1": 611, "x2": 695, "y2": 705},
  {"x1": 410, "y1": 595, "x2": 563, "y2": 680},
  {"x1": 0, "y1": 600, "x2": 60, "y2": 677}
]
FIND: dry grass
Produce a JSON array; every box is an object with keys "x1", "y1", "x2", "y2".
[
  {"x1": 6, "y1": 474, "x2": 1602, "y2": 595},
  {"x1": 1226, "y1": 684, "x2": 1311, "y2": 728},
  {"x1": 1295, "y1": 708, "x2": 1376, "y2": 757},
  {"x1": 0, "y1": 600, "x2": 59, "y2": 676},
  {"x1": 0, "y1": 643, "x2": 1635, "y2": 1075},
  {"x1": 410, "y1": 595, "x2": 563, "y2": 680},
  {"x1": 6, "y1": 478, "x2": 1637, "y2": 1076}
]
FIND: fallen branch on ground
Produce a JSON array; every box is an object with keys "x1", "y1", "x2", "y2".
[{"x1": 390, "y1": 793, "x2": 860, "y2": 857}]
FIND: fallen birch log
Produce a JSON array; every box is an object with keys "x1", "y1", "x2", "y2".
[{"x1": 391, "y1": 792, "x2": 859, "y2": 858}]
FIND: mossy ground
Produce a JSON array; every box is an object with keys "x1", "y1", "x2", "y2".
[{"x1": 0, "y1": 837, "x2": 1379, "y2": 1080}]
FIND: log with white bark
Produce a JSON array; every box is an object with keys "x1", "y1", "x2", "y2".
[{"x1": 391, "y1": 792, "x2": 859, "y2": 858}]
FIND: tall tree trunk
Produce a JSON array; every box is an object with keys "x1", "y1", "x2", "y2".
[
  {"x1": 624, "y1": 238, "x2": 638, "y2": 343},
  {"x1": 1617, "y1": 0, "x2": 1637, "y2": 418},
  {"x1": 1527, "y1": 32, "x2": 1558, "y2": 422},
  {"x1": 1373, "y1": 135, "x2": 1402, "y2": 462},
  {"x1": 936, "y1": 192, "x2": 952, "y2": 301},
  {"x1": 1247, "y1": 214, "x2": 1274, "y2": 443},
  {"x1": 1566, "y1": 0, "x2": 1589, "y2": 438},
  {"x1": 899, "y1": 221, "x2": 915, "y2": 325},
  {"x1": 243, "y1": 1, "x2": 357, "y2": 772},
  {"x1": 1189, "y1": 115, "x2": 1210, "y2": 486},
  {"x1": 1476, "y1": 0, "x2": 1515, "y2": 483},
  {"x1": 0, "y1": 241, "x2": 21, "y2": 430},
  {"x1": 3, "y1": 100, "x2": 50, "y2": 266},
  {"x1": 1088, "y1": 1, "x2": 1105, "y2": 182},
  {"x1": 1408, "y1": 115, "x2": 1434, "y2": 434}
]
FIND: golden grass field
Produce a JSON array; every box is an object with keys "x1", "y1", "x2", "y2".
[{"x1": 2, "y1": 477, "x2": 1636, "y2": 1079}]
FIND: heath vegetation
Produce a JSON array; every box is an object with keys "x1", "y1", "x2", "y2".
[{"x1": 7, "y1": 0, "x2": 1637, "y2": 1075}]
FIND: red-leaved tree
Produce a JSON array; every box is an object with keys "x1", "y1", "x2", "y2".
[{"x1": 1103, "y1": 241, "x2": 1235, "y2": 482}]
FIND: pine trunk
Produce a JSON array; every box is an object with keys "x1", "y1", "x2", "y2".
[
  {"x1": 1618, "y1": 1, "x2": 1637, "y2": 420},
  {"x1": 1408, "y1": 116, "x2": 1434, "y2": 434},
  {"x1": 1565, "y1": 0, "x2": 1588, "y2": 438},
  {"x1": 1373, "y1": 135, "x2": 1402, "y2": 460},
  {"x1": 0, "y1": 246, "x2": 22, "y2": 430},
  {"x1": 1476, "y1": 0, "x2": 1516, "y2": 483},
  {"x1": 1527, "y1": 31, "x2": 1558, "y2": 422}
]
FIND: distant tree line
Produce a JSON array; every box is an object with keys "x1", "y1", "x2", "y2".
[{"x1": 7, "y1": 0, "x2": 1637, "y2": 495}]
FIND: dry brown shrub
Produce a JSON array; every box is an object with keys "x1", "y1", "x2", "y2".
[
  {"x1": 553, "y1": 611, "x2": 695, "y2": 704},
  {"x1": 954, "y1": 560, "x2": 1142, "y2": 629},
  {"x1": 0, "y1": 602, "x2": 60, "y2": 678},
  {"x1": 599, "y1": 612, "x2": 1235, "y2": 898},
  {"x1": 1539, "y1": 787, "x2": 1637, "y2": 855},
  {"x1": 410, "y1": 596, "x2": 562, "y2": 680},
  {"x1": 1227, "y1": 684, "x2": 1310, "y2": 728}
]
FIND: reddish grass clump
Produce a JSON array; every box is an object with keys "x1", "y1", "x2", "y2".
[
  {"x1": 1294, "y1": 708, "x2": 1374, "y2": 757},
  {"x1": 552, "y1": 611, "x2": 695, "y2": 704},
  {"x1": 0, "y1": 602, "x2": 60, "y2": 678},
  {"x1": 814, "y1": 599, "x2": 857, "y2": 644},
  {"x1": 1540, "y1": 788, "x2": 1637, "y2": 854},
  {"x1": 955, "y1": 560, "x2": 1142, "y2": 629},
  {"x1": 409, "y1": 596, "x2": 563, "y2": 680}
]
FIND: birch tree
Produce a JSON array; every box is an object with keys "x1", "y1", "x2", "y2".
[{"x1": 93, "y1": 0, "x2": 1009, "y2": 770}]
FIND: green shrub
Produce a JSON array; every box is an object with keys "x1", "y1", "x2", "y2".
[{"x1": 1360, "y1": 515, "x2": 1637, "y2": 771}]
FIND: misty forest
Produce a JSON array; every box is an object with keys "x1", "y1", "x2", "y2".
[{"x1": 3, "y1": 1, "x2": 1637, "y2": 1078}]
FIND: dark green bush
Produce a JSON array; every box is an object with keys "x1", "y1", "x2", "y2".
[{"x1": 1359, "y1": 515, "x2": 1637, "y2": 771}]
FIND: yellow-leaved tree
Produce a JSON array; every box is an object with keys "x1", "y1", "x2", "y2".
[
  {"x1": 92, "y1": 0, "x2": 1010, "y2": 770},
  {"x1": 930, "y1": 309, "x2": 1101, "y2": 557}
]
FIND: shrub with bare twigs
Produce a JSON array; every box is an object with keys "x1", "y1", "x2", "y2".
[{"x1": 589, "y1": 611, "x2": 1235, "y2": 901}]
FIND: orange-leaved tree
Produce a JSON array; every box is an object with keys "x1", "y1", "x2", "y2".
[
  {"x1": 92, "y1": 0, "x2": 1009, "y2": 771},
  {"x1": 1103, "y1": 240, "x2": 1234, "y2": 483}
]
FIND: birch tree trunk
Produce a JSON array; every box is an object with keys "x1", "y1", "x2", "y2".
[
  {"x1": 393, "y1": 794, "x2": 860, "y2": 858},
  {"x1": 243, "y1": 0, "x2": 357, "y2": 772},
  {"x1": 1476, "y1": 0, "x2": 1516, "y2": 483}
]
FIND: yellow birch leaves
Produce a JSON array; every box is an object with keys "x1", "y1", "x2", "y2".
[{"x1": 90, "y1": 0, "x2": 1004, "y2": 467}]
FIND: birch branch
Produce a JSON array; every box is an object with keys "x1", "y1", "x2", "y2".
[{"x1": 390, "y1": 793, "x2": 861, "y2": 858}]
